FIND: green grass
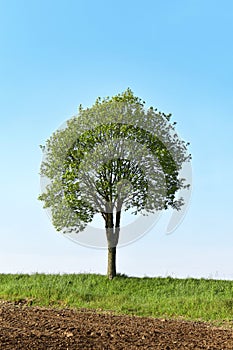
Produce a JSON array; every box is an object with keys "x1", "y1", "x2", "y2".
[{"x1": 0, "y1": 273, "x2": 233, "y2": 325}]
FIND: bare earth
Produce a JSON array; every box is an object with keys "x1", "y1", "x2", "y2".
[{"x1": 0, "y1": 301, "x2": 233, "y2": 349}]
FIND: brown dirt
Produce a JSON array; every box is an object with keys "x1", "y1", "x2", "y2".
[{"x1": 0, "y1": 301, "x2": 233, "y2": 349}]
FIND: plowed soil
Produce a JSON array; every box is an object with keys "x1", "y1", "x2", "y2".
[{"x1": 0, "y1": 301, "x2": 233, "y2": 349}]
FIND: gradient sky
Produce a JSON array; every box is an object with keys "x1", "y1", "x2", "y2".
[{"x1": 0, "y1": 0, "x2": 233, "y2": 279}]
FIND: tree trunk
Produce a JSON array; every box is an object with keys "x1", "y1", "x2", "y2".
[
  {"x1": 107, "y1": 247, "x2": 116, "y2": 280},
  {"x1": 105, "y1": 207, "x2": 121, "y2": 280},
  {"x1": 105, "y1": 211, "x2": 116, "y2": 279}
]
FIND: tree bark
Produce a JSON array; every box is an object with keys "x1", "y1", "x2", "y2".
[
  {"x1": 105, "y1": 211, "x2": 116, "y2": 279},
  {"x1": 107, "y1": 246, "x2": 116, "y2": 280},
  {"x1": 105, "y1": 206, "x2": 121, "y2": 280}
]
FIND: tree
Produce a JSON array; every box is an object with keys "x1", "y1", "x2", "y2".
[{"x1": 38, "y1": 89, "x2": 191, "y2": 279}]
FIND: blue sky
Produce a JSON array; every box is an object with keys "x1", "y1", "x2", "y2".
[{"x1": 0, "y1": 0, "x2": 233, "y2": 278}]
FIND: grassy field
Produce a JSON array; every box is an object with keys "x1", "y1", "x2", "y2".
[{"x1": 0, "y1": 273, "x2": 233, "y2": 324}]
